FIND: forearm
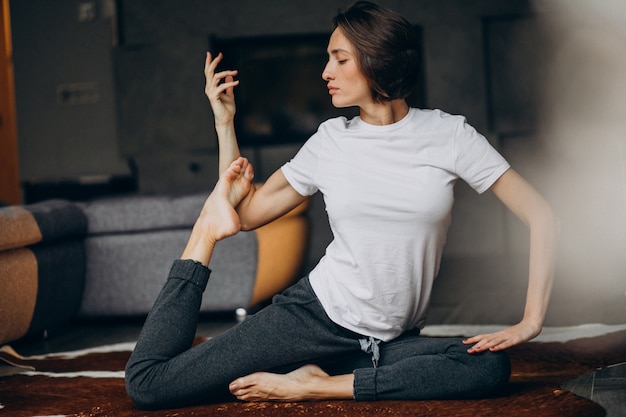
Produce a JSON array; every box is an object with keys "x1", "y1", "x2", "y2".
[
  {"x1": 213, "y1": 121, "x2": 281, "y2": 230},
  {"x1": 464, "y1": 171, "x2": 560, "y2": 353},
  {"x1": 463, "y1": 212, "x2": 558, "y2": 353},
  {"x1": 215, "y1": 121, "x2": 242, "y2": 175},
  {"x1": 522, "y1": 205, "x2": 559, "y2": 331},
  {"x1": 204, "y1": 51, "x2": 242, "y2": 175}
]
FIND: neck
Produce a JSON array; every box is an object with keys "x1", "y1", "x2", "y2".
[{"x1": 359, "y1": 99, "x2": 409, "y2": 126}]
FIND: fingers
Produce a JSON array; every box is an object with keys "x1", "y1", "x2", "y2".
[
  {"x1": 204, "y1": 52, "x2": 239, "y2": 100},
  {"x1": 205, "y1": 71, "x2": 239, "y2": 99},
  {"x1": 463, "y1": 334, "x2": 511, "y2": 353},
  {"x1": 204, "y1": 51, "x2": 222, "y2": 75},
  {"x1": 224, "y1": 74, "x2": 237, "y2": 96},
  {"x1": 204, "y1": 52, "x2": 238, "y2": 86},
  {"x1": 205, "y1": 71, "x2": 239, "y2": 101},
  {"x1": 463, "y1": 328, "x2": 528, "y2": 354}
]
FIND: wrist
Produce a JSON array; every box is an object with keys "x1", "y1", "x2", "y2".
[
  {"x1": 520, "y1": 317, "x2": 543, "y2": 335},
  {"x1": 214, "y1": 119, "x2": 235, "y2": 129}
]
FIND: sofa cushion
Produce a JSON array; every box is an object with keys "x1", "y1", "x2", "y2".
[
  {"x1": 78, "y1": 190, "x2": 261, "y2": 316},
  {"x1": 77, "y1": 193, "x2": 207, "y2": 234},
  {"x1": 79, "y1": 229, "x2": 257, "y2": 316}
]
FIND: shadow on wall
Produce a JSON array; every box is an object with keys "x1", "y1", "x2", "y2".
[{"x1": 531, "y1": 0, "x2": 626, "y2": 320}]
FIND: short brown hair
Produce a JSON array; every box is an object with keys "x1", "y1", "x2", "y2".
[{"x1": 333, "y1": 1, "x2": 420, "y2": 103}]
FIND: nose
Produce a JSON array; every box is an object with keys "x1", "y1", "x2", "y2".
[{"x1": 322, "y1": 61, "x2": 333, "y2": 81}]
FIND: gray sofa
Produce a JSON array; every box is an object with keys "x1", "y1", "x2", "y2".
[
  {"x1": 78, "y1": 193, "x2": 257, "y2": 316},
  {"x1": 0, "y1": 193, "x2": 309, "y2": 345}
]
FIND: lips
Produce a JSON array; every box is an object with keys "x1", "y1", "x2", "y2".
[{"x1": 327, "y1": 85, "x2": 338, "y2": 94}]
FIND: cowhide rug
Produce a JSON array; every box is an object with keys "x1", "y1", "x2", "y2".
[{"x1": 1, "y1": 329, "x2": 625, "y2": 417}]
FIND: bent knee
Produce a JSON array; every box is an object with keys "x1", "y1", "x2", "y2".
[
  {"x1": 125, "y1": 364, "x2": 174, "y2": 410},
  {"x1": 468, "y1": 350, "x2": 511, "y2": 397},
  {"x1": 125, "y1": 372, "x2": 159, "y2": 410}
]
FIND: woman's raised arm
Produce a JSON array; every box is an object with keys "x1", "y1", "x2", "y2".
[
  {"x1": 204, "y1": 52, "x2": 241, "y2": 175},
  {"x1": 204, "y1": 52, "x2": 308, "y2": 230}
]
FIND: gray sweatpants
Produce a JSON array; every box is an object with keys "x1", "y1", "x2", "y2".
[{"x1": 125, "y1": 260, "x2": 510, "y2": 410}]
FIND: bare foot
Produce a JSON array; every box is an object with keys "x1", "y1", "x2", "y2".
[
  {"x1": 229, "y1": 364, "x2": 353, "y2": 402},
  {"x1": 199, "y1": 157, "x2": 253, "y2": 242},
  {"x1": 212, "y1": 157, "x2": 253, "y2": 208},
  {"x1": 181, "y1": 157, "x2": 253, "y2": 265}
]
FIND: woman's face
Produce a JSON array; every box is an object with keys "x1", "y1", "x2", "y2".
[{"x1": 322, "y1": 28, "x2": 371, "y2": 109}]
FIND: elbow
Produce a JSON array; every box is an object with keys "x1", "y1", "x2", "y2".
[
  {"x1": 240, "y1": 221, "x2": 255, "y2": 232},
  {"x1": 235, "y1": 207, "x2": 260, "y2": 232},
  {"x1": 530, "y1": 201, "x2": 561, "y2": 241},
  {"x1": 238, "y1": 212, "x2": 268, "y2": 231},
  {"x1": 543, "y1": 203, "x2": 561, "y2": 237}
]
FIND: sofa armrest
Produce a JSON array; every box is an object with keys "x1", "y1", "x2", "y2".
[
  {"x1": 0, "y1": 200, "x2": 86, "y2": 345},
  {"x1": 250, "y1": 200, "x2": 310, "y2": 306}
]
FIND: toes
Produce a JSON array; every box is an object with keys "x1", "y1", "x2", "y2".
[{"x1": 229, "y1": 378, "x2": 243, "y2": 394}]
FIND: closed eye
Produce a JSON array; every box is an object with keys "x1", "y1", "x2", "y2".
[{"x1": 328, "y1": 48, "x2": 352, "y2": 65}]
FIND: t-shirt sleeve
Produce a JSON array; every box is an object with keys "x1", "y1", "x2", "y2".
[
  {"x1": 453, "y1": 117, "x2": 510, "y2": 194},
  {"x1": 280, "y1": 134, "x2": 321, "y2": 196}
]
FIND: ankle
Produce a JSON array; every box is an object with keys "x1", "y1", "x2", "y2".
[{"x1": 194, "y1": 215, "x2": 220, "y2": 245}]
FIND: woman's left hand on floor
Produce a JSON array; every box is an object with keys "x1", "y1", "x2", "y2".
[{"x1": 462, "y1": 320, "x2": 542, "y2": 353}]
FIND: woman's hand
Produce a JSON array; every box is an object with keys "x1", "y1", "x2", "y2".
[
  {"x1": 462, "y1": 320, "x2": 542, "y2": 353},
  {"x1": 204, "y1": 52, "x2": 239, "y2": 126}
]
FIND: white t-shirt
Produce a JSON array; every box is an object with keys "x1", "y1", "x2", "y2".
[{"x1": 281, "y1": 108, "x2": 510, "y2": 341}]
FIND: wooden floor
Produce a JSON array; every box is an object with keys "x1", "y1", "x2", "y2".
[{"x1": 10, "y1": 318, "x2": 626, "y2": 417}]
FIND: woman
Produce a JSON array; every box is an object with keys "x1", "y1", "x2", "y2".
[{"x1": 126, "y1": 1, "x2": 558, "y2": 409}]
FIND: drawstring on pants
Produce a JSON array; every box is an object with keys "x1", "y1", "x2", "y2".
[{"x1": 359, "y1": 336, "x2": 381, "y2": 368}]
